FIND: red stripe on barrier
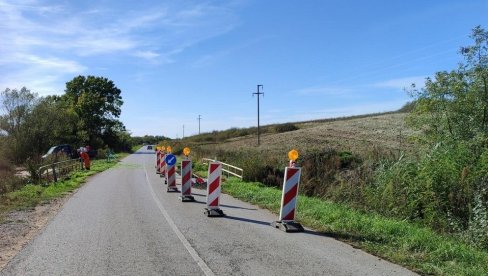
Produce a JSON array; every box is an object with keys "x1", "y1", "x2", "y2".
[
  {"x1": 282, "y1": 208, "x2": 295, "y2": 220},
  {"x1": 209, "y1": 197, "x2": 219, "y2": 207},
  {"x1": 208, "y1": 178, "x2": 220, "y2": 195},
  {"x1": 209, "y1": 163, "x2": 219, "y2": 175},
  {"x1": 183, "y1": 171, "x2": 191, "y2": 184},
  {"x1": 286, "y1": 168, "x2": 299, "y2": 181},
  {"x1": 283, "y1": 184, "x2": 298, "y2": 205}
]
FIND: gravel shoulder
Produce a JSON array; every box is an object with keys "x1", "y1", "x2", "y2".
[{"x1": 0, "y1": 195, "x2": 70, "y2": 270}]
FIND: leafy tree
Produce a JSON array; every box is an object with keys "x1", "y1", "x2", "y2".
[
  {"x1": 0, "y1": 87, "x2": 38, "y2": 162},
  {"x1": 21, "y1": 96, "x2": 79, "y2": 157},
  {"x1": 408, "y1": 26, "x2": 488, "y2": 142},
  {"x1": 64, "y1": 75, "x2": 123, "y2": 148},
  {"x1": 0, "y1": 87, "x2": 37, "y2": 135}
]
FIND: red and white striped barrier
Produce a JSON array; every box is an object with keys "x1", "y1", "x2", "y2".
[
  {"x1": 204, "y1": 162, "x2": 225, "y2": 216},
  {"x1": 166, "y1": 162, "x2": 178, "y2": 192},
  {"x1": 179, "y1": 160, "x2": 195, "y2": 202},
  {"x1": 159, "y1": 153, "x2": 166, "y2": 177},
  {"x1": 156, "y1": 150, "x2": 161, "y2": 174},
  {"x1": 272, "y1": 166, "x2": 304, "y2": 232}
]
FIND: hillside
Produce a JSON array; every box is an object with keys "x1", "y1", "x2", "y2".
[{"x1": 193, "y1": 112, "x2": 415, "y2": 157}]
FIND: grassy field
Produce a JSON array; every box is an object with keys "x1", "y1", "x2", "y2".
[
  {"x1": 193, "y1": 112, "x2": 416, "y2": 158},
  {"x1": 0, "y1": 154, "x2": 128, "y2": 221},
  {"x1": 222, "y1": 178, "x2": 488, "y2": 276}
]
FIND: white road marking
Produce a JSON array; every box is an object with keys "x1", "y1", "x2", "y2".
[{"x1": 143, "y1": 161, "x2": 215, "y2": 276}]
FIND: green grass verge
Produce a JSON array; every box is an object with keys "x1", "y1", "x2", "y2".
[
  {"x1": 131, "y1": 144, "x2": 143, "y2": 152},
  {"x1": 0, "y1": 154, "x2": 128, "y2": 220},
  {"x1": 222, "y1": 178, "x2": 488, "y2": 276}
]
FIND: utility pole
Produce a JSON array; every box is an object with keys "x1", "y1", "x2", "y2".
[
  {"x1": 197, "y1": 115, "x2": 202, "y2": 134},
  {"x1": 182, "y1": 124, "x2": 185, "y2": 139},
  {"x1": 252, "y1": 85, "x2": 264, "y2": 145}
]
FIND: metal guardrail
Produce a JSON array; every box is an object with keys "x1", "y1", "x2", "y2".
[
  {"x1": 38, "y1": 158, "x2": 82, "y2": 183},
  {"x1": 201, "y1": 158, "x2": 243, "y2": 180}
]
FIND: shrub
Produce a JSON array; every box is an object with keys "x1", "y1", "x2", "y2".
[{"x1": 274, "y1": 123, "x2": 298, "y2": 133}]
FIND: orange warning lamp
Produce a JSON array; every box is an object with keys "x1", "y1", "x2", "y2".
[
  {"x1": 156, "y1": 146, "x2": 161, "y2": 151},
  {"x1": 166, "y1": 146, "x2": 172, "y2": 153},
  {"x1": 161, "y1": 146, "x2": 166, "y2": 152},
  {"x1": 183, "y1": 147, "x2": 191, "y2": 156},
  {"x1": 288, "y1": 149, "x2": 299, "y2": 162}
]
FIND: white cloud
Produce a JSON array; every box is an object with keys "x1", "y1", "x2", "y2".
[
  {"x1": 133, "y1": 50, "x2": 160, "y2": 61},
  {"x1": 374, "y1": 76, "x2": 427, "y2": 90},
  {"x1": 296, "y1": 85, "x2": 354, "y2": 96},
  {"x1": 0, "y1": 0, "x2": 240, "y2": 96}
]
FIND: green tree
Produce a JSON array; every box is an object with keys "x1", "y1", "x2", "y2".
[
  {"x1": 408, "y1": 26, "x2": 488, "y2": 142},
  {"x1": 20, "y1": 96, "x2": 79, "y2": 157},
  {"x1": 0, "y1": 87, "x2": 38, "y2": 162},
  {"x1": 64, "y1": 75, "x2": 124, "y2": 148}
]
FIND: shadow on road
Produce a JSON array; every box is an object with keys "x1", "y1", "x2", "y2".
[
  {"x1": 301, "y1": 229, "x2": 369, "y2": 243},
  {"x1": 132, "y1": 152, "x2": 155, "y2": 155},
  {"x1": 223, "y1": 215, "x2": 271, "y2": 226},
  {"x1": 220, "y1": 204, "x2": 257, "y2": 211}
]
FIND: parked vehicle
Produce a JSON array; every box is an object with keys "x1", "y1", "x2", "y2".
[
  {"x1": 42, "y1": 144, "x2": 78, "y2": 159},
  {"x1": 43, "y1": 144, "x2": 97, "y2": 160}
]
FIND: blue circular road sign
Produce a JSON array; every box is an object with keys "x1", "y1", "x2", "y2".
[{"x1": 165, "y1": 154, "x2": 177, "y2": 166}]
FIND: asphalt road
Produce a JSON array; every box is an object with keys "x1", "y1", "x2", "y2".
[{"x1": 1, "y1": 148, "x2": 417, "y2": 276}]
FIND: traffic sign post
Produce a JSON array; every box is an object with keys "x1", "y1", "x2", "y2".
[
  {"x1": 179, "y1": 148, "x2": 195, "y2": 202},
  {"x1": 272, "y1": 149, "x2": 304, "y2": 232},
  {"x1": 165, "y1": 153, "x2": 178, "y2": 192},
  {"x1": 204, "y1": 162, "x2": 225, "y2": 217}
]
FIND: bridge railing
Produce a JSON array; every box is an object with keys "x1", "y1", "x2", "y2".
[
  {"x1": 38, "y1": 158, "x2": 82, "y2": 183},
  {"x1": 201, "y1": 158, "x2": 243, "y2": 180}
]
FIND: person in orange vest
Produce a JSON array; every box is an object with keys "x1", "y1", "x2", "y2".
[{"x1": 80, "y1": 146, "x2": 91, "y2": 170}]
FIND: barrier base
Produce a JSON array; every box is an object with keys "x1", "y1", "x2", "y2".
[
  {"x1": 167, "y1": 187, "x2": 179, "y2": 192},
  {"x1": 204, "y1": 208, "x2": 225, "y2": 217},
  {"x1": 179, "y1": 195, "x2": 195, "y2": 202},
  {"x1": 271, "y1": 221, "x2": 304, "y2": 233}
]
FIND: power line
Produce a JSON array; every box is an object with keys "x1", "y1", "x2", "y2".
[{"x1": 252, "y1": 85, "x2": 264, "y2": 145}]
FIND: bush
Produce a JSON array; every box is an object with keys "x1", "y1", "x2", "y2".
[{"x1": 274, "y1": 123, "x2": 298, "y2": 133}]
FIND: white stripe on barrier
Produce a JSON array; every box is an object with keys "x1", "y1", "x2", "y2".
[{"x1": 284, "y1": 171, "x2": 300, "y2": 194}]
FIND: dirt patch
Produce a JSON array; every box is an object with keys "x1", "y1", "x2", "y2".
[{"x1": 0, "y1": 194, "x2": 71, "y2": 270}]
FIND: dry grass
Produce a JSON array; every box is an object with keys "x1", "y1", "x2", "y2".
[{"x1": 198, "y1": 113, "x2": 416, "y2": 157}]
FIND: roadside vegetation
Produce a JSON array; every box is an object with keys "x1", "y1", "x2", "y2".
[
  {"x1": 178, "y1": 26, "x2": 488, "y2": 275},
  {"x1": 0, "y1": 76, "x2": 160, "y2": 196},
  {"x1": 0, "y1": 155, "x2": 127, "y2": 221},
  {"x1": 221, "y1": 178, "x2": 488, "y2": 275}
]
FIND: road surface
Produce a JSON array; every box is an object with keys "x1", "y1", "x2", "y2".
[{"x1": 1, "y1": 148, "x2": 416, "y2": 276}]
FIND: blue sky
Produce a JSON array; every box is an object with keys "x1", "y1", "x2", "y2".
[{"x1": 1, "y1": 0, "x2": 487, "y2": 137}]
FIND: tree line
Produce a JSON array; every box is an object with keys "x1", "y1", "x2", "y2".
[{"x1": 0, "y1": 75, "x2": 131, "y2": 165}]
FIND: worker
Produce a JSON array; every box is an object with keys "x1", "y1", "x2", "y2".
[{"x1": 80, "y1": 147, "x2": 91, "y2": 170}]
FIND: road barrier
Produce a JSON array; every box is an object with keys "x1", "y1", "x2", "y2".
[
  {"x1": 156, "y1": 150, "x2": 161, "y2": 174},
  {"x1": 201, "y1": 158, "x2": 243, "y2": 180},
  {"x1": 160, "y1": 153, "x2": 166, "y2": 177},
  {"x1": 38, "y1": 158, "x2": 82, "y2": 184},
  {"x1": 179, "y1": 159, "x2": 195, "y2": 202},
  {"x1": 204, "y1": 162, "x2": 225, "y2": 217},
  {"x1": 272, "y1": 149, "x2": 304, "y2": 232},
  {"x1": 165, "y1": 154, "x2": 178, "y2": 192}
]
